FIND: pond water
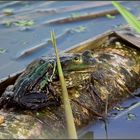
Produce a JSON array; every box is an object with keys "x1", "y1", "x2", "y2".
[
  {"x1": 0, "y1": 1, "x2": 140, "y2": 139},
  {"x1": 80, "y1": 97, "x2": 140, "y2": 139}
]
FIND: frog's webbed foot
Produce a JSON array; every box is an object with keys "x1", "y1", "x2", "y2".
[{"x1": 17, "y1": 92, "x2": 61, "y2": 110}]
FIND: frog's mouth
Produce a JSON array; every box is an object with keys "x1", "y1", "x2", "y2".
[
  {"x1": 61, "y1": 63, "x2": 95, "y2": 73},
  {"x1": 61, "y1": 58, "x2": 96, "y2": 72},
  {"x1": 63, "y1": 65, "x2": 95, "y2": 72}
]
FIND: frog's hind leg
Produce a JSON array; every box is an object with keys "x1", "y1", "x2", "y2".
[{"x1": 18, "y1": 92, "x2": 60, "y2": 110}]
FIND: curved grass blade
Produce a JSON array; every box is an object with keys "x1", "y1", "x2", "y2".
[
  {"x1": 112, "y1": 1, "x2": 140, "y2": 33},
  {"x1": 50, "y1": 30, "x2": 77, "y2": 139}
]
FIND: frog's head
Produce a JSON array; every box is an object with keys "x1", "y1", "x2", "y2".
[{"x1": 61, "y1": 50, "x2": 97, "y2": 72}]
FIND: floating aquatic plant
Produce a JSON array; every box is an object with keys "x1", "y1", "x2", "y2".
[
  {"x1": 2, "y1": 8, "x2": 14, "y2": 16},
  {"x1": 113, "y1": 105, "x2": 126, "y2": 111},
  {"x1": 106, "y1": 14, "x2": 116, "y2": 19},
  {"x1": 127, "y1": 113, "x2": 136, "y2": 121},
  {"x1": 14, "y1": 20, "x2": 34, "y2": 27},
  {"x1": 3, "y1": 20, "x2": 34, "y2": 28},
  {"x1": 0, "y1": 48, "x2": 6, "y2": 54},
  {"x1": 73, "y1": 26, "x2": 87, "y2": 33}
]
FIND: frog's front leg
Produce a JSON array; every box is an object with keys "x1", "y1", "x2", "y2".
[
  {"x1": 17, "y1": 90, "x2": 61, "y2": 110},
  {"x1": 0, "y1": 85, "x2": 15, "y2": 109}
]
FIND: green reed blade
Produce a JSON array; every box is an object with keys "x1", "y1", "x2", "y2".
[
  {"x1": 112, "y1": 1, "x2": 140, "y2": 33},
  {"x1": 50, "y1": 30, "x2": 77, "y2": 139}
]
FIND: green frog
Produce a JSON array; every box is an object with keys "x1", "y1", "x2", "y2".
[{"x1": 0, "y1": 50, "x2": 97, "y2": 110}]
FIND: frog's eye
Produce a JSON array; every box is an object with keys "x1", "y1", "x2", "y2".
[
  {"x1": 74, "y1": 56, "x2": 79, "y2": 61},
  {"x1": 73, "y1": 56, "x2": 82, "y2": 63},
  {"x1": 91, "y1": 51, "x2": 94, "y2": 56}
]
